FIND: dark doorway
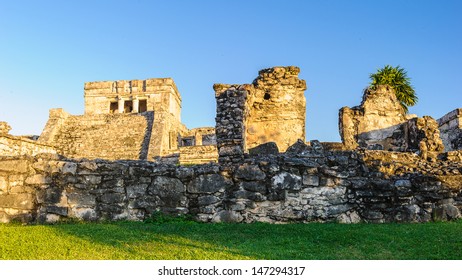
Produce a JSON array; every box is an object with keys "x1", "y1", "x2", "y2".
[
  {"x1": 139, "y1": 100, "x2": 147, "y2": 113},
  {"x1": 109, "y1": 102, "x2": 118, "y2": 113},
  {"x1": 124, "y1": 100, "x2": 133, "y2": 113}
]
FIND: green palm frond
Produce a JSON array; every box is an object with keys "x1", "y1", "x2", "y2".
[{"x1": 369, "y1": 65, "x2": 418, "y2": 113}]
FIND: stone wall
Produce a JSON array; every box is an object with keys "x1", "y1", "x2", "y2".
[
  {"x1": 438, "y1": 108, "x2": 462, "y2": 151},
  {"x1": 40, "y1": 110, "x2": 153, "y2": 160},
  {"x1": 339, "y1": 85, "x2": 444, "y2": 156},
  {"x1": 214, "y1": 66, "x2": 306, "y2": 153},
  {"x1": 1, "y1": 121, "x2": 57, "y2": 157},
  {"x1": 1, "y1": 147, "x2": 460, "y2": 224},
  {"x1": 179, "y1": 146, "x2": 218, "y2": 165}
]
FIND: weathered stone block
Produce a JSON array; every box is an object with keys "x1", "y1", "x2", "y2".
[
  {"x1": 69, "y1": 207, "x2": 98, "y2": 220},
  {"x1": 249, "y1": 142, "x2": 279, "y2": 156},
  {"x1": 148, "y1": 176, "x2": 186, "y2": 208},
  {"x1": 46, "y1": 206, "x2": 68, "y2": 216},
  {"x1": 240, "y1": 181, "x2": 266, "y2": 193},
  {"x1": 326, "y1": 204, "x2": 352, "y2": 217},
  {"x1": 129, "y1": 196, "x2": 159, "y2": 210},
  {"x1": 432, "y1": 204, "x2": 460, "y2": 221},
  {"x1": 336, "y1": 211, "x2": 361, "y2": 224},
  {"x1": 81, "y1": 175, "x2": 102, "y2": 185},
  {"x1": 98, "y1": 177, "x2": 123, "y2": 188},
  {"x1": 149, "y1": 176, "x2": 184, "y2": 195},
  {"x1": 25, "y1": 174, "x2": 51, "y2": 185},
  {"x1": 187, "y1": 174, "x2": 233, "y2": 194},
  {"x1": 0, "y1": 194, "x2": 35, "y2": 209},
  {"x1": 67, "y1": 192, "x2": 96, "y2": 207},
  {"x1": 43, "y1": 188, "x2": 64, "y2": 204},
  {"x1": 126, "y1": 184, "x2": 148, "y2": 199},
  {"x1": 302, "y1": 175, "x2": 319, "y2": 186},
  {"x1": 100, "y1": 193, "x2": 126, "y2": 204},
  {"x1": 285, "y1": 139, "x2": 311, "y2": 155},
  {"x1": 235, "y1": 164, "x2": 266, "y2": 181},
  {"x1": 271, "y1": 172, "x2": 302, "y2": 190},
  {"x1": 219, "y1": 146, "x2": 243, "y2": 156},
  {"x1": 0, "y1": 160, "x2": 29, "y2": 173},
  {"x1": 212, "y1": 210, "x2": 243, "y2": 223},
  {"x1": 198, "y1": 195, "x2": 219, "y2": 206}
]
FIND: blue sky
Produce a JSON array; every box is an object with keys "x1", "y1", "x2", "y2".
[{"x1": 0, "y1": 0, "x2": 460, "y2": 142}]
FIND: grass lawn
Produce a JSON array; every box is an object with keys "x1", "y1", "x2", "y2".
[{"x1": 1, "y1": 220, "x2": 461, "y2": 260}]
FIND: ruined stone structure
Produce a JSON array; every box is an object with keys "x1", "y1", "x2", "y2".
[
  {"x1": 214, "y1": 66, "x2": 306, "y2": 154},
  {"x1": 39, "y1": 78, "x2": 218, "y2": 163},
  {"x1": 1, "y1": 66, "x2": 461, "y2": 225},
  {"x1": 1, "y1": 122, "x2": 57, "y2": 157},
  {"x1": 339, "y1": 85, "x2": 444, "y2": 158},
  {"x1": 438, "y1": 108, "x2": 462, "y2": 152}
]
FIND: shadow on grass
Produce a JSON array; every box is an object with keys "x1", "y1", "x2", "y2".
[{"x1": 49, "y1": 220, "x2": 462, "y2": 260}]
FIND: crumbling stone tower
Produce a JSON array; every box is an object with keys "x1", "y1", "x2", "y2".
[{"x1": 214, "y1": 66, "x2": 307, "y2": 162}]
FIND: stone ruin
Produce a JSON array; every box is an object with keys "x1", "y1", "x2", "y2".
[
  {"x1": 0, "y1": 66, "x2": 461, "y2": 224},
  {"x1": 339, "y1": 85, "x2": 445, "y2": 159},
  {"x1": 38, "y1": 78, "x2": 218, "y2": 164},
  {"x1": 242, "y1": 66, "x2": 306, "y2": 152},
  {"x1": 214, "y1": 66, "x2": 307, "y2": 164},
  {"x1": 438, "y1": 108, "x2": 462, "y2": 152}
]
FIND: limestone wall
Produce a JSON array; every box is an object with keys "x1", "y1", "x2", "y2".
[
  {"x1": 1, "y1": 121, "x2": 57, "y2": 157},
  {"x1": 0, "y1": 135, "x2": 57, "y2": 157},
  {"x1": 438, "y1": 108, "x2": 462, "y2": 151},
  {"x1": 1, "y1": 148, "x2": 460, "y2": 224},
  {"x1": 179, "y1": 145, "x2": 218, "y2": 165},
  {"x1": 214, "y1": 66, "x2": 306, "y2": 153},
  {"x1": 40, "y1": 111, "x2": 154, "y2": 160}
]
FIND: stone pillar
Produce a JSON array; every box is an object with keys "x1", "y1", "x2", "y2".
[
  {"x1": 195, "y1": 132, "x2": 202, "y2": 146},
  {"x1": 133, "y1": 98, "x2": 139, "y2": 113},
  {"x1": 118, "y1": 98, "x2": 124, "y2": 114},
  {"x1": 214, "y1": 84, "x2": 247, "y2": 165}
]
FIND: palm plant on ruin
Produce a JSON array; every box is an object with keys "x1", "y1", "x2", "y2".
[{"x1": 369, "y1": 65, "x2": 418, "y2": 113}]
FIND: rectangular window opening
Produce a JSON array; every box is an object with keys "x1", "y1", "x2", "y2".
[
  {"x1": 124, "y1": 100, "x2": 133, "y2": 113},
  {"x1": 139, "y1": 100, "x2": 147, "y2": 113},
  {"x1": 181, "y1": 137, "x2": 195, "y2": 147},
  {"x1": 110, "y1": 102, "x2": 118, "y2": 113}
]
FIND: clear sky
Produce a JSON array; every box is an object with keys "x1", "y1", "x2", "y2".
[{"x1": 0, "y1": 0, "x2": 460, "y2": 141}]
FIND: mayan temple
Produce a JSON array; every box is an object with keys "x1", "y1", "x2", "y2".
[{"x1": 38, "y1": 78, "x2": 218, "y2": 164}]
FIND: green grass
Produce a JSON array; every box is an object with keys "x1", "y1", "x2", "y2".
[{"x1": 1, "y1": 220, "x2": 462, "y2": 260}]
